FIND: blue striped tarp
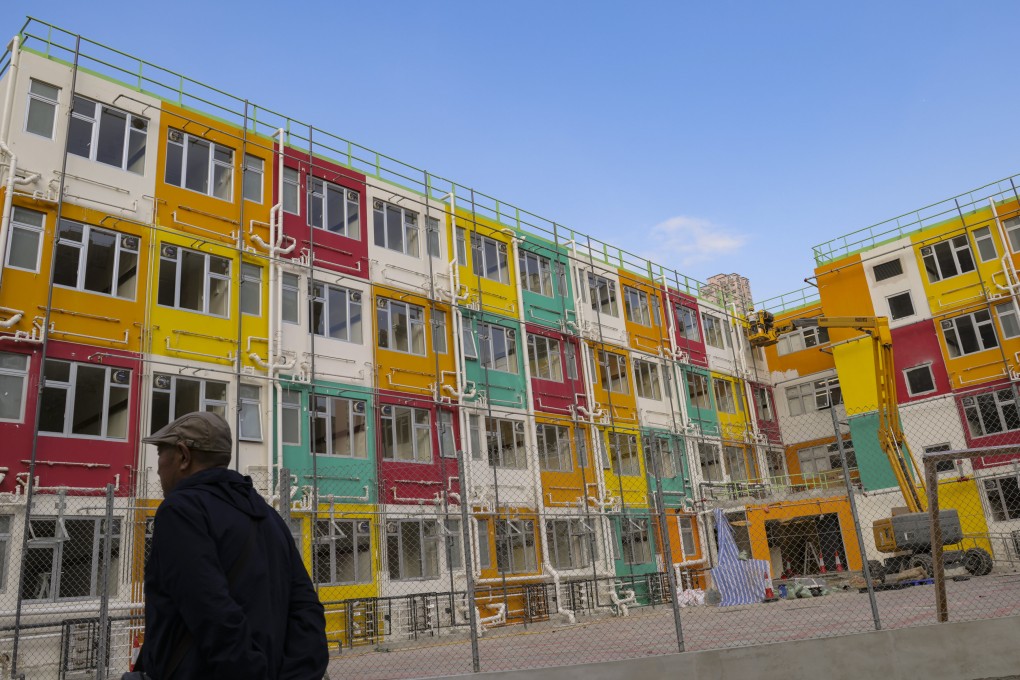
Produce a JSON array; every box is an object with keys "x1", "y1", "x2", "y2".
[{"x1": 710, "y1": 508, "x2": 769, "y2": 607}]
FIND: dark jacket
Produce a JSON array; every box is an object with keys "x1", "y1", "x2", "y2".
[{"x1": 139, "y1": 468, "x2": 327, "y2": 679}]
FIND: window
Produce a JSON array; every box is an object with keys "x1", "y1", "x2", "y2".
[
  {"x1": 455, "y1": 227, "x2": 468, "y2": 266},
  {"x1": 588, "y1": 274, "x2": 619, "y2": 317},
  {"x1": 698, "y1": 442, "x2": 723, "y2": 482},
  {"x1": 40, "y1": 361, "x2": 130, "y2": 439},
  {"x1": 984, "y1": 476, "x2": 1020, "y2": 521},
  {"x1": 536, "y1": 423, "x2": 572, "y2": 472},
  {"x1": 645, "y1": 437, "x2": 676, "y2": 478},
  {"x1": 942, "y1": 310, "x2": 998, "y2": 358},
  {"x1": 53, "y1": 220, "x2": 139, "y2": 299},
  {"x1": 310, "y1": 179, "x2": 360, "y2": 238},
  {"x1": 621, "y1": 518, "x2": 652, "y2": 565},
  {"x1": 872, "y1": 258, "x2": 903, "y2": 282},
  {"x1": 701, "y1": 313, "x2": 728, "y2": 349},
  {"x1": 374, "y1": 200, "x2": 419, "y2": 256},
  {"x1": 776, "y1": 325, "x2": 829, "y2": 355},
  {"x1": 23, "y1": 517, "x2": 121, "y2": 601},
  {"x1": 420, "y1": 216, "x2": 440, "y2": 259},
  {"x1": 798, "y1": 440, "x2": 857, "y2": 476},
  {"x1": 686, "y1": 372, "x2": 711, "y2": 409},
  {"x1": 887, "y1": 292, "x2": 915, "y2": 320},
  {"x1": 242, "y1": 154, "x2": 264, "y2": 203},
  {"x1": 677, "y1": 516, "x2": 697, "y2": 558},
  {"x1": 609, "y1": 432, "x2": 640, "y2": 477},
  {"x1": 675, "y1": 305, "x2": 700, "y2": 342},
  {"x1": 164, "y1": 128, "x2": 232, "y2": 199},
  {"x1": 432, "y1": 310, "x2": 448, "y2": 354},
  {"x1": 26, "y1": 79, "x2": 59, "y2": 138},
  {"x1": 150, "y1": 374, "x2": 226, "y2": 433},
  {"x1": 69, "y1": 96, "x2": 147, "y2": 174},
  {"x1": 753, "y1": 386, "x2": 774, "y2": 422},
  {"x1": 239, "y1": 263, "x2": 262, "y2": 316},
  {"x1": 528, "y1": 334, "x2": 562, "y2": 381},
  {"x1": 766, "y1": 448, "x2": 787, "y2": 479},
  {"x1": 921, "y1": 236, "x2": 976, "y2": 283},
  {"x1": 381, "y1": 405, "x2": 432, "y2": 463},
  {"x1": 785, "y1": 377, "x2": 841, "y2": 416},
  {"x1": 312, "y1": 396, "x2": 367, "y2": 457},
  {"x1": 996, "y1": 303, "x2": 1020, "y2": 339},
  {"x1": 495, "y1": 519, "x2": 537, "y2": 573},
  {"x1": 282, "y1": 167, "x2": 300, "y2": 214},
  {"x1": 478, "y1": 323, "x2": 518, "y2": 373},
  {"x1": 4, "y1": 206, "x2": 45, "y2": 272},
  {"x1": 477, "y1": 519, "x2": 491, "y2": 569},
  {"x1": 724, "y1": 445, "x2": 750, "y2": 482},
  {"x1": 519, "y1": 251, "x2": 554, "y2": 296},
  {"x1": 713, "y1": 379, "x2": 737, "y2": 414},
  {"x1": 387, "y1": 519, "x2": 440, "y2": 580},
  {"x1": 461, "y1": 324, "x2": 478, "y2": 359},
  {"x1": 546, "y1": 519, "x2": 594, "y2": 570},
  {"x1": 281, "y1": 273, "x2": 300, "y2": 324},
  {"x1": 1005, "y1": 217, "x2": 1020, "y2": 253},
  {"x1": 575, "y1": 428, "x2": 589, "y2": 468},
  {"x1": 564, "y1": 342, "x2": 578, "y2": 380},
  {"x1": 972, "y1": 227, "x2": 997, "y2": 262},
  {"x1": 314, "y1": 519, "x2": 371, "y2": 585},
  {"x1": 598, "y1": 351, "x2": 629, "y2": 394},
  {"x1": 633, "y1": 359, "x2": 662, "y2": 401},
  {"x1": 624, "y1": 287, "x2": 654, "y2": 326},
  {"x1": 281, "y1": 390, "x2": 302, "y2": 445},
  {"x1": 445, "y1": 518, "x2": 463, "y2": 570},
  {"x1": 311, "y1": 283, "x2": 363, "y2": 343},
  {"x1": 377, "y1": 298, "x2": 426, "y2": 355},
  {"x1": 963, "y1": 389, "x2": 1020, "y2": 437},
  {"x1": 924, "y1": 443, "x2": 956, "y2": 473},
  {"x1": 471, "y1": 233, "x2": 510, "y2": 283},
  {"x1": 238, "y1": 384, "x2": 261, "y2": 441},
  {"x1": 904, "y1": 365, "x2": 936, "y2": 397},
  {"x1": 438, "y1": 410, "x2": 456, "y2": 458},
  {"x1": 473, "y1": 416, "x2": 527, "y2": 468},
  {"x1": 0, "y1": 352, "x2": 29, "y2": 423},
  {"x1": 157, "y1": 245, "x2": 230, "y2": 316}
]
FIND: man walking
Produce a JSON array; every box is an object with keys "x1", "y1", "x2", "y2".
[{"x1": 135, "y1": 411, "x2": 327, "y2": 679}]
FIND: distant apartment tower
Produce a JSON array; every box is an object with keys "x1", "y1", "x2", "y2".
[{"x1": 702, "y1": 273, "x2": 754, "y2": 312}]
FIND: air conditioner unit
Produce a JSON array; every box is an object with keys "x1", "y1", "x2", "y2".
[
  {"x1": 506, "y1": 329, "x2": 516, "y2": 340},
  {"x1": 347, "y1": 191, "x2": 359, "y2": 201},
  {"x1": 168, "y1": 129, "x2": 183, "y2": 143},
  {"x1": 498, "y1": 243, "x2": 507, "y2": 253},
  {"x1": 112, "y1": 369, "x2": 130, "y2": 385},
  {"x1": 387, "y1": 521, "x2": 399, "y2": 534},
  {"x1": 357, "y1": 521, "x2": 371, "y2": 535},
  {"x1": 920, "y1": 246, "x2": 933, "y2": 256},
  {"x1": 381, "y1": 405, "x2": 394, "y2": 416},
  {"x1": 154, "y1": 374, "x2": 172, "y2": 390},
  {"x1": 374, "y1": 200, "x2": 384, "y2": 210},
  {"x1": 353, "y1": 401, "x2": 366, "y2": 414},
  {"x1": 161, "y1": 245, "x2": 178, "y2": 258},
  {"x1": 378, "y1": 298, "x2": 388, "y2": 309},
  {"x1": 350, "y1": 291, "x2": 362, "y2": 303},
  {"x1": 122, "y1": 235, "x2": 139, "y2": 250},
  {"x1": 941, "y1": 320, "x2": 953, "y2": 331},
  {"x1": 962, "y1": 396, "x2": 975, "y2": 407}
]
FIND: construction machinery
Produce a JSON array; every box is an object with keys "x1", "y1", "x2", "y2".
[{"x1": 747, "y1": 311, "x2": 993, "y2": 581}]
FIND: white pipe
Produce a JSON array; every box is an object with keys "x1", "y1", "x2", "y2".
[
  {"x1": 0, "y1": 37, "x2": 21, "y2": 143},
  {"x1": 609, "y1": 587, "x2": 636, "y2": 617},
  {"x1": 0, "y1": 306, "x2": 23, "y2": 328}
]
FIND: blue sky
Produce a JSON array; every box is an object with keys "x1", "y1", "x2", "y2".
[{"x1": 4, "y1": 1, "x2": 1020, "y2": 303}]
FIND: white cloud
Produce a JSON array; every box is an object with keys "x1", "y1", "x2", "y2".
[{"x1": 643, "y1": 215, "x2": 747, "y2": 267}]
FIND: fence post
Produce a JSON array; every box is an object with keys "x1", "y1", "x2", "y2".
[
  {"x1": 279, "y1": 468, "x2": 291, "y2": 523},
  {"x1": 95, "y1": 483, "x2": 116, "y2": 680},
  {"x1": 926, "y1": 457, "x2": 949, "y2": 622},
  {"x1": 829, "y1": 407, "x2": 882, "y2": 630},
  {"x1": 649, "y1": 444, "x2": 685, "y2": 652},
  {"x1": 456, "y1": 452, "x2": 481, "y2": 672}
]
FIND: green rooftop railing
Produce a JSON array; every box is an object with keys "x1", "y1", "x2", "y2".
[
  {"x1": 812, "y1": 173, "x2": 1020, "y2": 265},
  {"x1": 753, "y1": 286, "x2": 821, "y2": 315},
  {"x1": 4, "y1": 17, "x2": 713, "y2": 302}
]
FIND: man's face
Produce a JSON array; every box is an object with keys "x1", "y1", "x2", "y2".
[{"x1": 156, "y1": 444, "x2": 186, "y2": 495}]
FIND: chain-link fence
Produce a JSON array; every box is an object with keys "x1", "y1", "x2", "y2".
[{"x1": 3, "y1": 397, "x2": 1020, "y2": 679}]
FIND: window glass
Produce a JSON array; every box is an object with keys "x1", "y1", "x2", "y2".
[
  {"x1": 5, "y1": 207, "x2": 45, "y2": 272},
  {"x1": 904, "y1": 365, "x2": 935, "y2": 396},
  {"x1": 887, "y1": 292, "x2": 914, "y2": 320},
  {"x1": 0, "y1": 352, "x2": 29, "y2": 422},
  {"x1": 26, "y1": 79, "x2": 59, "y2": 138},
  {"x1": 243, "y1": 154, "x2": 264, "y2": 203}
]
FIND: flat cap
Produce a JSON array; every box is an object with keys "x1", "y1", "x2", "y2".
[{"x1": 142, "y1": 411, "x2": 232, "y2": 454}]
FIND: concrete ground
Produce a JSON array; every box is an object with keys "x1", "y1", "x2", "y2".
[{"x1": 326, "y1": 572, "x2": 1020, "y2": 680}]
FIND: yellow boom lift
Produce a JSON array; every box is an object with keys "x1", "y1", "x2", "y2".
[{"x1": 747, "y1": 311, "x2": 992, "y2": 580}]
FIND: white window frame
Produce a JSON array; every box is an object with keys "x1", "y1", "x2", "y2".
[
  {"x1": 478, "y1": 323, "x2": 519, "y2": 374},
  {"x1": 972, "y1": 226, "x2": 997, "y2": 262},
  {"x1": 633, "y1": 358, "x2": 662, "y2": 401},
  {"x1": 426, "y1": 216, "x2": 442, "y2": 259},
  {"x1": 242, "y1": 154, "x2": 264, "y2": 204},
  {"x1": 519, "y1": 250, "x2": 554, "y2": 296},
  {"x1": 476, "y1": 416, "x2": 527, "y2": 469},
  {"x1": 40, "y1": 360, "x2": 131, "y2": 440},
  {"x1": 24, "y1": 516, "x2": 121, "y2": 602},
  {"x1": 455, "y1": 227, "x2": 468, "y2": 266},
  {"x1": 314, "y1": 519, "x2": 371, "y2": 585},
  {"x1": 4, "y1": 206, "x2": 45, "y2": 273},
  {"x1": 598, "y1": 351, "x2": 630, "y2": 394},
  {"x1": 312, "y1": 396, "x2": 367, "y2": 458},
  {"x1": 701, "y1": 312, "x2": 728, "y2": 349},
  {"x1": 53, "y1": 220, "x2": 140, "y2": 300},
  {"x1": 776, "y1": 325, "x2": 829, "y2": 356},
  {"x1": 982, "y1": 475, "x2": 1020, "y2": 521},
  {"x1": 886, "y1": 291, "x2": 915, "y2": 321},
  {"x1": 545, "y1": 518, "x2": 594, "y2": 570},
  {"x1": 309, "y1": 178, "x2": 360, "y2": 239},
  {"x1": 471, "y1": 233, "x2": 510, "y2": 284},
  {"x1": 281, "y1": 272, "x2": 300, "y2": 324},
  {"x1": 373, "y1": 199, "x2": 419, "y2": 256},
  {"x1": 677, "y1": 516, "x2": 697, "y2": 558},
  {"x1": 377, "y1": 298, "x2": 427, "y2": 356},
  {"x1": 157, "y1": 245, "x2": 231, "y2": 317},
  {"x1": 963, "y1": 389, "x2": 1020, "y2": 438},
  {"x1": 698, "y1": 442, "x2": 724, "y2": 482},
  {"x1": 609, "y1": 432, "x2": 640, "y2": 477},
  {"x1": 164, "y1": 128, "x2": 233, "y2": 199},
  {"x1": 995, "y1": 302, "x2": 1020, "y2": 340},
  {"x1": 754, "y1": 386, "x2": 774, "y2": 422},
  {"x1": 432, "y1": 310, "x2": 448, "y2": 354},
  {"x1": 69, "y1": 95, "x2": 147, "y2": 174},
  {"x1": 387, "y1": 519, "x2": 440, "y2": 581},
  {"x1": 623, "y1": 286, "x2": 654, "y2": 326},
  {"x1": 380, "y1": 405, "x2": 432, "y2": 464},
  {"x1": 310, "y1": 282, "x2": 363, "y2": 343},
  {"x1": 921, "y1": 236, "x2": 976, "y2": 283},
  {"x1": 238, "y1": 384, "x2": 262, "y2": 442},
  {"x1": 686, "y1": 372, "x2": 711, "y2": 409},
  {"x1": 536, "y1": 423, "x2": 572, "y2": 472},
  {"x1": 495, "y1": 519, "x2": 537, "y2": 574},
  {"x1": 438, "y1": 409, "x2": 456, "y2": 458},
  {"x1": 150, "y1": 374, "x2": 227, "y2": 433},
  {"x1": 645, "y1": 436, "x2": 677, "y2": 478},
  {"x1": 621, "y1": 518, "x2": 652, "y2": 565},
  {"x1": 281, "y1": 389, "x2": 302, "y2": 446},
  {"x1": 588, "y1": 273, "x2": 620, "y2": 317},
  {"x1": 25, "y1": 79, "x2": 59, "y2": 139},
  {"x1": 239, "y1": 263, "x2": 262, "y2": 316},
  {"x1": 942, "y1": 310, "x2": 998, "y2": 358},
  {"x1": 0, "y1": 352, "x2": 30, "y2": 423},
  {"x1": 1005, "y1": 216, "x2": 1020, "y2": 254},
  {"x1": 527, "y1": 334, "x2": 562, "y2": 381},
  {"x1": 723, "y1": 445, "x2": 750, "y2": 482},
  {"x1": 903, "y1": 364, "x2": 936, "y2": 397},
  {"x1": 675, "y1": 304, "x2": 700, "y2": 342},
  {"x1": 713, "y1": 378, "x2": 737, "y2": 414},
  {"x1": 282, "y1": 166, "x2": 300, "y2": 214}
]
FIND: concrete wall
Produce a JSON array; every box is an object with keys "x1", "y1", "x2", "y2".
[{"x1": 433, "y1": 615, "x2": 1020, "y2": 680}]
